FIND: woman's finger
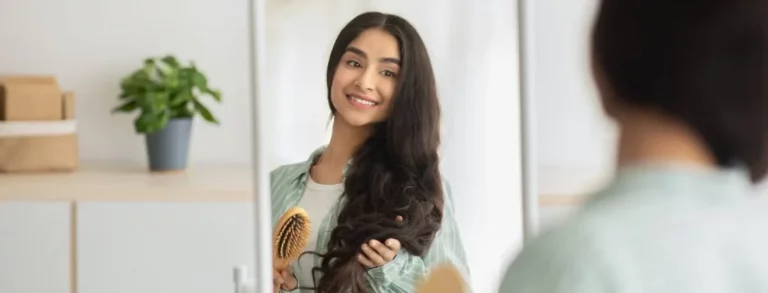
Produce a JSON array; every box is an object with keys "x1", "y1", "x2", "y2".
[
  {"x1": 369, "y1": 240, "x2": 397, "y2": 262},
  {"x1": 273, "y1": 269, "x2": 284, "y2": 293},
  {"x1": 357, "y1": 253, "x2": 377, "y2": 268},
  {"x1": 273, "y1": 269, "x2": 284, "y2": 285},
  {"x1": 361, "y1": 243, "x2": 386, "y2": 265},
  {"x1": 280, "y1": 270, "x2": 298, "y2": 290},
  {"x1": 385, "y1": 238, "x2": 401, "y2": 252}
]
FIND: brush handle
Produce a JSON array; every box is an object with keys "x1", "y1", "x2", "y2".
[
  {"x1": 273, "y1": 258, "x2": 292, "y2": 272},
  {"x1": 416, "y1": 264, "x2": 468, "y2": 293}
]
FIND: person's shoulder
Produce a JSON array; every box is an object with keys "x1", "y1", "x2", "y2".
[
  {"x1": 270, "y1": 161, "x2": 305, "y2": 177},
  {"x1": 269, "y1": 161, "x2": 306, "y2": 184},
  {"x1": 271, "y1": 146, "x2": 324, "y2": 182},
  {"x1": 498, "y1": 218, "x2": 616, "y2": 293}
]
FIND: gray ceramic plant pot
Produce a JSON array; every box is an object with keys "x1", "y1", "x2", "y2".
[{"x1": 145, "y1": 118, "x2": 192, "y2": 172}]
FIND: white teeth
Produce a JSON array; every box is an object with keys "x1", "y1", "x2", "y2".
[{"x1": 349, "y1": 96, "x2": 375, "y2": 106}]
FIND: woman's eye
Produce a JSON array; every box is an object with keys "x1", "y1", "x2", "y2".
[
  {"x1": 382, "y1": 70, "x2": 396, "y2": 77},
  {"x1": 346, "y1": 60, "x2": 362, "y2": 68}
]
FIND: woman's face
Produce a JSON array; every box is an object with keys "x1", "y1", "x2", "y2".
[{"x1": 330, "y1": 28, "x2": 401, "y2": 127}]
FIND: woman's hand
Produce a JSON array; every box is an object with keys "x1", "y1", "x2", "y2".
[
  {"x1": 357, "y1": 215, "x2": 404, "y2": 269},
  {"x1": 273, "y1": 269, "x2": 298, "y2": 293}
]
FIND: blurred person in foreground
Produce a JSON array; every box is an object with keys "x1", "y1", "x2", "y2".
[{"x1": 499, "y1": 0, "x2": 768, "y2": 292}]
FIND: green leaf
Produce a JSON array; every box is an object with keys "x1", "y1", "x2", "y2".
[
  {"x1": 192, "y1": 71, "x2": 208, "y2": 90},
  {"x1": 203, "y1": 88, "x2": 222, "y2": 102},
  {"x1": 112, "y1": 100, "x2": 138, "y2": 113},
  {"x1": 142, "y1": 59, "x2": 155, "y2": 76},
  {"x1": 122, "y1": 71, "x2": 147, "y2": 87},
  {"x1": 171, "y1": 107, "x2": 194, "y2": 118},
  {"x1": 193, "y1": 100, "x2": 218, "y2": 124},
  {"x1": 155, "y1": 64, "x2": 168, "y2": 79},
  {"x1": 136, "y1": 91, "x2": 170, "y2": 116},
  {"x1": 134, "y1": 110, "x2": 170, "y2": 134},
  {"x1": 158, "y1": 109, "x2": 171, "y2": 130},
  {"x1": 161, "y1": 56, "x2": 181, "y2": 69},
  {"x1": 170, "y1": 90, "x2": 192, "y2": 107},
  {"x1": 120, "y1": 69, "x2": 153, "y2": 97},
  {"x1": 134, "y1": 112, "x2": 155, "y2": 133},
  {"x1": 156, "y1": 91, "x2": 170, "y2": 103}
]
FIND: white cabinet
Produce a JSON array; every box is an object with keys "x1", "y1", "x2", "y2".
[
  {"x1": 76, "y1": 202, "x2": 255, "y2": 293},
  {"x1": 0, "y1": 201, "x2": 71, "y2": 293}
]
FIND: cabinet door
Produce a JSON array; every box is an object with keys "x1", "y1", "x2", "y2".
[
  {"x1": 0, "y1": 201, "x2": 71, "y2": 293},
  {"x1": 77, "y1": 202, "x2": 256, "y2": 293}
]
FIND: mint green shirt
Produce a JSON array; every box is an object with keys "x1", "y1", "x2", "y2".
[
  {"x1": 499, "y1": 164, "x2": 768, "y2": 293},
  {"x1": 270, "y1": 147, "x2": 471, "y2": 293}
]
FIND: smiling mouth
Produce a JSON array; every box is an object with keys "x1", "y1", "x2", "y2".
[{"x1": 347, "y1": 95, "x2": 379, "y2": 107}]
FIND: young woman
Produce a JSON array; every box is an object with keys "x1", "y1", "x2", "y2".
[
  {"x1": 270, "y1": 12, "x2": 470, "y2": 293},
  {"x1": 499, "y1": 0, "x2": 768, "y2": 292}
]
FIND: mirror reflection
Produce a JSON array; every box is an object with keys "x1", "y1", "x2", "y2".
[{"x1": 262, "y1": 2, "x2": 519, "y2": 293}]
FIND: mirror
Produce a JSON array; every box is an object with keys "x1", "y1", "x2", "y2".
[{"x1": 250, "y1": 1, "x2": 522, "y2": 292}]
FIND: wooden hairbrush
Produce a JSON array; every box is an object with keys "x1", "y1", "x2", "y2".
[
  {"x1": 416, "y1": 264, "x2": 469, "y2": 293},
  {"x1": 273, "y1": 207, "x2": 312, "y2": 271}
]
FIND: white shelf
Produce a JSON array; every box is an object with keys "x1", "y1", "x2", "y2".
[{"x1": 0, "y1": 164, "x2": 254, "y2": 202}]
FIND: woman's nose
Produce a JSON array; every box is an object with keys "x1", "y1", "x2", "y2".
[{"x1": 356, "y1": 69, "x2": 377, "y2": 91}]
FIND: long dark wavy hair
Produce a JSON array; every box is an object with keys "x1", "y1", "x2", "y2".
[{"x1": 302, "y1": 11, "x2": 444, "y2": 293}]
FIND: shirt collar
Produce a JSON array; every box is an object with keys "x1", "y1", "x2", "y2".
[
  {"x1": 592, "y1": 163, "x2": 754, "y2": 204},
  {"x1": 294, "y1": 145, "x2": 353, "y2": 186}
]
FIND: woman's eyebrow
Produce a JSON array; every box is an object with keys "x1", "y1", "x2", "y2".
[{"x1": 346, "y1": 46, "x2": 401, "y2": 65}]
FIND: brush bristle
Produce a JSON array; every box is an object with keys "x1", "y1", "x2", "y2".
[{"x1": 273, "y1": 207, "x2": 312, "y2": 267}]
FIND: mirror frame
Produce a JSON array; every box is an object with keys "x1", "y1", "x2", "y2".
[
  {"x1": 518, "y1": 0, "x2": 540, "y2": 244},
  {"x1": 247, "y1": 0, "x2": 273, "y2": 291}
]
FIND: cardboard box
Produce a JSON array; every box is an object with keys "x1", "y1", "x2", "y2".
[
  {"x1": 0, "y1": 134, "x2": 78, "y2": 172},
  {"x1": 62, "y1": 91, "x2": 75, "y2": 119},
  {"x1": 0, "y1": 75, "x2": 63, "y2": 121},
  {"x1": 0, "y1": 76, "x2": 79, "y2": 172}
]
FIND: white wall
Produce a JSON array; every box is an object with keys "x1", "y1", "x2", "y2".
[
  {"x1": 531, "y1": 0, "x2": 618, "y2": 196},
  {"x1": 0, "y1": 0, "x2": 252, "y2": 166}
]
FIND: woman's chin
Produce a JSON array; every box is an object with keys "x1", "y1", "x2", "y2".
[{"x1": 336, "y1": 113, "x2": 379, "y2": 128}]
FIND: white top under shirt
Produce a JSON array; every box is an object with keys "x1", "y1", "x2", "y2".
[{"x1": 294, "y1": 177, "x2": 343, "y2": 292}]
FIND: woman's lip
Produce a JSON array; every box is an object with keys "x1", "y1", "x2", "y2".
[
  {"x1": 347, "y1": 95, "x2": 378, "y2": 108},
  {"x1": 347, "y1": 93, "x2": 379, "y2": 104}
]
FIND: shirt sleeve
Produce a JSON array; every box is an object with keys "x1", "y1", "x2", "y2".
[
  {"x1": 271, "y1": 166, "x2": 303, "y2": 293},
  {"x1": 365, "y1": 180, "x2": 473, "y2": 292}
]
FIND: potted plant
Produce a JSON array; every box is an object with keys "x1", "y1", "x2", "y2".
[{"x1": 112, "y1": 55, "x2": 222, "y2": 172}]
